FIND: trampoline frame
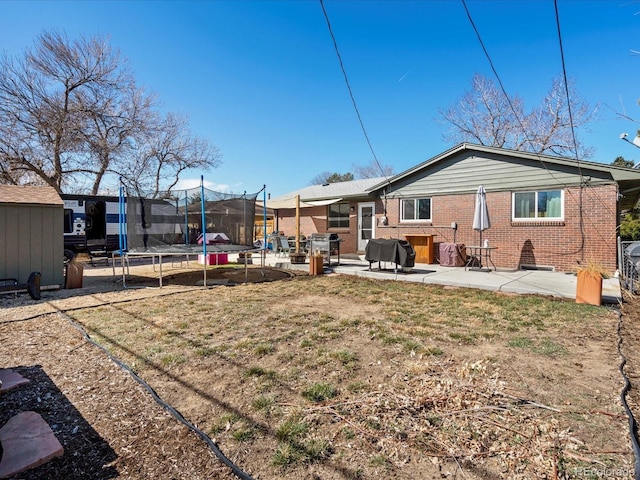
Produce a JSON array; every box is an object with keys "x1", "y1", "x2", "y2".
[
  {"x1": 111, "y1": 246, "x2": 262, "y2": 288},
  {"x1": 113, "y1": 177, "x2": 267, "y2": 288}
]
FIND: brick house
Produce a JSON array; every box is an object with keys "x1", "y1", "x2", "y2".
[{"x1": 269, "y1": 143, "x2": 640, "y2": 273}]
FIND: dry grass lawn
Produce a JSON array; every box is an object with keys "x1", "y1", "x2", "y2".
[{"x1": 1, "y1": 264, "x2": 635, "y2": 479}]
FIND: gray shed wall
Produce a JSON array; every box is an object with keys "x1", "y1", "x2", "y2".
[{"x1": 0, "y1": 202, "x2": 64, "y2": 287}]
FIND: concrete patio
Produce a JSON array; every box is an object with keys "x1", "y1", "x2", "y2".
[{"x1": 251, "y1": 252, "x2": 622, "y2": 305}]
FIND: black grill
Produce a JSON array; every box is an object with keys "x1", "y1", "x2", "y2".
[{"x1": 365, "y1": 239, "x2": 416, "y2": 273}]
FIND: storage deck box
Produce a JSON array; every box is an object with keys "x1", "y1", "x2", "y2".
[{"x1": 198, "y1": 253, "x2": 228, "y2": 265}]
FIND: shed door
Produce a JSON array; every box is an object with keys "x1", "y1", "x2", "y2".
[{"x1": 357, "y1": 203, "x2": 375, "y2": 251}]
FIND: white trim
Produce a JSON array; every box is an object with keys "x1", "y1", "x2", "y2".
[
  {"x1": 511, "y1": 189, "x2": 564, "y2": 221},
  {"x1": 357, "y1": 202, "x2": 375, "y2": 251},
  {"x1": 399, "y1": 197, "x2": 432, "y2": 223}
]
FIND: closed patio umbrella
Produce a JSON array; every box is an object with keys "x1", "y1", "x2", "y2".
[{"x1": 473, "y1": 185, "x2": 491, "y2": 246}]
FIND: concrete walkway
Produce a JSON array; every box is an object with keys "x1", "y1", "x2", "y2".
[{"x1": 249, "y1": 252, "x2": 621, "y2": 305}]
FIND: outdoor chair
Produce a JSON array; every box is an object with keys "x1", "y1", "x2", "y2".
[{"x1": 275, "y1": 236, "x2": 292, "y2": 257}]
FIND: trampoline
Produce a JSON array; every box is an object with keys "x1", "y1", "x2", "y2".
[{"x1": 113, "y1": 177, "x2": 266, "y2": 287}]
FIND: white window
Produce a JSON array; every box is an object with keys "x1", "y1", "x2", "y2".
[
  {"x1": 513, "y1": 190, "x2": 563, "y2": 220},
  {"x1": 401, "y1": 198, "x2": 431, "y2": 222}
]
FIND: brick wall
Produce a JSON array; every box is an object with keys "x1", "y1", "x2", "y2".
[
  {"x1": 275, "y1": 200, "x2": 389, "y2": 255},
  {"x1": 376, "y1": 184, "x2": 618, "y2": 273},
  {"x1": 272, "y1": 185, "x2": 618, "y2": 273}
]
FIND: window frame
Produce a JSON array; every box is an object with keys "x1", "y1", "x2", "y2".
[
  {"x1": 327, "y1": 202, "x2": 350, "y2": 229},
  {"x1": 400, "y1": 197, "x2": 432, "y2": 223},
  {"x1": 512, "y1": 189, "x2": 564, "y2": 221}
]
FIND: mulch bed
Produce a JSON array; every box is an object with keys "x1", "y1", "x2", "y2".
[{"x1": 0, "y1": 312, "x2": 235, "y2": 479}]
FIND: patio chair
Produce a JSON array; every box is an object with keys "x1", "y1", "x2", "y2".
[{"x1": 275, "y1": 236, "x2": 292, "y2": 257}]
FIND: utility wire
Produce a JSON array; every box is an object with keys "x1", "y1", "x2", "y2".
[
  {"x1": 460, "y1": 0, "x2": 585, "y2": 187},
  {"x1": 464, "y1": 2, "x2": 635, "y2": 465},
  {"x1": 553, "y1": 0, "x2": 587, "y2": 257},
  {"x1": 460, "y1": 0, "x2": 554, "y2": 176},
  {"x1": 551, "y1": 2, "x2": 624, "y2": 263},
  {"x1": 461, "y1": 0, "x2": 588, "y2": 256},
  {"x1": 319, "y1": 0, "x2": 389, "y2": 181},
  {"x1": 553, "y1": 0, "x2": 583, "y2": 175}
]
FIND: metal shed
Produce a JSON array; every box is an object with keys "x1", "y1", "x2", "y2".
[{"x1": 0, "y1": 185, "x2": 64, "y2": 289}]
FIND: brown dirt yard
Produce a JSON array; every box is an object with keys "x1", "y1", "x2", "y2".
[{"x1": 1, "y1": 259, "x2": 638, "y2": 479}]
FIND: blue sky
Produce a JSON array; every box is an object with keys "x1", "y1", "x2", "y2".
[{"x1": 2, "y1": 1, "x2": 640, "y2": 197}]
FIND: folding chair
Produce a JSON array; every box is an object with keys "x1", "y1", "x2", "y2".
[{"x1": 276, "y1": 236, "x2": 291, "y2": 257}]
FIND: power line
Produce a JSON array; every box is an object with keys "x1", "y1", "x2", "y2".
[
  {"x1": 319, "y1": 0, "x2": 389, "y2": 180},
  {"x1": 460, "y1": 1, "x2": 550, "y2": 170},
  {"x1": 553, "y1": 0, "x2": 582, "y2": 175},
  {"x1": 460, "y1": 0, "x2": 582, "y2": 184},
  {"x1": 553, "y1": 0, "x2": 587, "y2": 255},
  {"x1": 461, "y1": 0, "x2": 591, "y2": 255}
]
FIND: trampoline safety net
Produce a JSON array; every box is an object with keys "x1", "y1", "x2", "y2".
[{"x1": 125, "y1": 186, "x2": 258, "y2": 253}]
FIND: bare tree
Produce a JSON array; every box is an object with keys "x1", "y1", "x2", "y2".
[
  {"x1": 439, "y1": 73, "x2": 596, "y2": 159},
  {"x1": 440, "y1": 74, "x2": 525, "y2": 149},
  {"x1": 0, "y1": 31, "x2": 221, "y2": 195},
  {"x1": 308, "y1": 160, "x2": 393, "y2": 186},
  {"x1": 0, "y1": 32, "x2": 125, "y2": 192},
  {"x1": 351, "y1": 159, "x2": 394, "y2": 179},
  {"x1": 309, "y1": 171, "x2": 332, "y2": 185},
  {"x1": 118, "y1": 112, "x2": 221, "y2": 197},
  {"x1": 78, "y1": 79, "x2": 153, "y2": 194}
]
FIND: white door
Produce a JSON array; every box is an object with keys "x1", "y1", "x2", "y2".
[{"x1": 358, "y1": 203, "x2": 375, "y2": 251}]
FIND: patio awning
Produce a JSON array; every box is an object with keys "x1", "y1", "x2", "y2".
[{"x1": 256, "y1": 197, "x2": 343, "y2": 209}]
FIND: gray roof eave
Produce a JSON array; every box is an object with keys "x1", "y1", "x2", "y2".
[
  {"x1": 272, "y1": 177, "x2": 387, "y2": 203},
  {"x1": 366, "y1": 143, "x2": 640, "y2": 192}
]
